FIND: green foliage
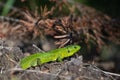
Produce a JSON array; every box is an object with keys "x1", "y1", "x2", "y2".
[{"x1": 1, "y1": 0, "x2": 15, "y2": 16}]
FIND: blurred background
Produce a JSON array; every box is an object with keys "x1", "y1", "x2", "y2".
[{"x1": 0, "y1": 0, "x2": 120, "y2": 76}]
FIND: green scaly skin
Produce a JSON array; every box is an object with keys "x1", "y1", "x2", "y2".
[{"x1": 20, "y1": 45, "x2": 81, "y2": 69}]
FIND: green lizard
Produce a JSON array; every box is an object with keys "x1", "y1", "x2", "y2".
[{"x1": 20, "y1": 45, "x2": 81, "y2": 69}]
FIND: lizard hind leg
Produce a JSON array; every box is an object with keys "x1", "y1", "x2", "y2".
[
  {"x1": 37, "y1": 58, "x2": 42, "y2": 70},
  {"x1": 30, "y1": 59, "x2": 38, "y2": 67},
  {"x1": 37, "y1": 58, "x2": 42, "y2": 66},
  {"x1": 57, "y1": 57, "x2": 63, "y2": 62},
  {"x1": 30, "y1": 58, "x2": 41, "y2": 67}
]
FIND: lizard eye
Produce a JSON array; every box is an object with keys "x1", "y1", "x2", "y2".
[
  {"x1": 74, "y1": 46, "x2": 77, "y2": 49},
  {"x1": 67, "y1": 49, "x2": 70, "y2": 53}
]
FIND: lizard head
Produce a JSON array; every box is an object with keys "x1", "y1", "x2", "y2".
[{"x1": 65, "y1": 45, "x2": 81, "y2": 57}]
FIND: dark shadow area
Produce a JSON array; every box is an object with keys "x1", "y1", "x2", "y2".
[{"x1": 76, "y1": 0, "x2": 120, "y2": 19}]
